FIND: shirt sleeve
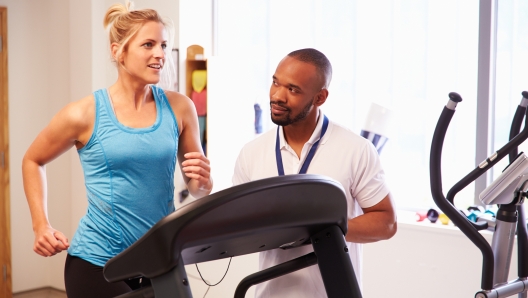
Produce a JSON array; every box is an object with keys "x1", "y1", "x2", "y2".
[
  {"x1": 232, "y1": 146, "x2": 250, "y2": 186},
  {"x1": 351, "y1": 141, "x2": 390, "y2": 209}
]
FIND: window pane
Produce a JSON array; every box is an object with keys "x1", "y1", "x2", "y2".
[
  {"x1": 381, "y1": 0, "x2": 479, "y2": 210},
  {"x1": 214, "y1": 0, "x2": 479, "y2": 210},
  {"x1": 493, "y1": 0, "x2": 528, "y2": 180}
]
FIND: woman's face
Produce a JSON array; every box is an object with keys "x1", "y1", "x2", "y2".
[{"x1": 118, "y1": 21, "x2": 168, "y2": 85}]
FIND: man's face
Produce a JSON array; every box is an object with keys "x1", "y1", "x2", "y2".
[
  {"x1": 117, "y1": 21, "x2": 168, "y2": 85},
  {"x1": 269, "y1": 56, "x2": 323, "y2": 126}
]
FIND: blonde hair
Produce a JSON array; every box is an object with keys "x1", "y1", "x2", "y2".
[{"x1": 103, "y1": 0, "x2": 176, "y2": 89}]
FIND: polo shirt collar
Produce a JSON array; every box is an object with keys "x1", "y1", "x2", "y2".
[{"x1": 278, "y1": 112, "x2": 326, "y2": 149}]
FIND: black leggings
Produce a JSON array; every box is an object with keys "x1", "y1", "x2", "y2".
[{"x1": 64, "y1": 254, "x2": 151, "y2": 298}]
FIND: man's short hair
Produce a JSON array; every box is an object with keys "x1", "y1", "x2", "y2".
[{"x1": 287, "y1": 48, "x2": 333, "y2": 89}]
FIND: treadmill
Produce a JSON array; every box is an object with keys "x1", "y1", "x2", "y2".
[{"x1": 103, "y1": 174, "x2": 361, "y2": 298}]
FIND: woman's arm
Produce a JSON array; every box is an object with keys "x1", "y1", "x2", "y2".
[
  {"x1": 22, "y1": 96, "x2": 94, "y2": 256},
  {"x1": 166, "y1": 91, "x2": 212, "y2": 198}
]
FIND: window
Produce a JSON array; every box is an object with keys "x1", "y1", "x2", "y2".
[
  {"x1": 492, "y1": 0, "x2": 528, "y2": 180},
  {"x1": 213, "y1": 0, "x2": 479, "y2": 209}
]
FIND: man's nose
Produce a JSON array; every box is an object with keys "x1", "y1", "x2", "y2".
[{"x1": 271, "y1": 86, "x2": 286, "y2": 102}]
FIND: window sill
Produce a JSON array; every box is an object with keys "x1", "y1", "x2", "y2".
[{"x1": 396, "y1": 210, "x2": 494, "y2": 240}]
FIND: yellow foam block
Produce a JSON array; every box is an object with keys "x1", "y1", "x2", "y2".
[
  {"x1": 439, "y1": 213, "x2": 450, "y2": 225},
  {"x1": 192, "y1": 70, "x2": 207, "y2": 92}
]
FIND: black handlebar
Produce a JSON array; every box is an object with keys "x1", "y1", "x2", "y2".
[
  {"x1": 509, "y1": 94, "x2": 528, "y2": 162},
  {"x1": 429, "y1": 92, "x2": 528, "y2": 290},
  {"x1": 448, "y1": 92, "x2": 462, "y2": 102},
  {"x1": 429, "y1": 96, "x2": 494, "y2": 290},
  {"x1": 510, "y1": 92, "x2": 528, "y2": 278}
]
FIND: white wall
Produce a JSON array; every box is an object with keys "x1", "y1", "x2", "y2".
[
  {"x1": 363, "y1": 218, "x2": 519, "y2": 298},
  {"x1": 0, "y1": 0, "x2": 72, "y2": 292},
  {"x1": 3, "y1": 0, "x2": 524, "y2": 297},
  {"x1": 68, "y1": 0, "x2": 92, "y2": 274}
]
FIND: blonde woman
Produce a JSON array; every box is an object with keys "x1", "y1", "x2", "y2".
[{"x1": 22, "y1": 2, "x2": 212, "y2": 296}]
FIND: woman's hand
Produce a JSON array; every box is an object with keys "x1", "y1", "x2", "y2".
[
  {"x1": 181, "y1": 152, "x2": 212, "y2": 197},
  {"x1": 33, "y1": 226, "x2": 70, "y2": 257}
]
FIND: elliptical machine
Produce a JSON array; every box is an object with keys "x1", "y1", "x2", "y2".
[{"x1": 430, "y1": 91, "x2": 528, "y2": 298}]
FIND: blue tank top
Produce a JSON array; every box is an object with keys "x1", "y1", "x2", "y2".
[{"x1": 68, "y1": 85, "x2": 179, "y2": 266}]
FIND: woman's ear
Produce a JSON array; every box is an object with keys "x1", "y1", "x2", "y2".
[{"x1": 110, "y1": 42, "x2": 121, "y2": 62}]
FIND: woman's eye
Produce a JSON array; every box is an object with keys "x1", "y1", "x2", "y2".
[
  {"x1": 143, "y1": 42, "x2": 153, "y2": 48},
  {"x1": 161, "y1": 44, "x2": 167, "y2": 50}
]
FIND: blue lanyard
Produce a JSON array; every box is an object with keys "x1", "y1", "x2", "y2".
[{"x1": 275, "y1": 115, "x2": 329, "y2": 176}]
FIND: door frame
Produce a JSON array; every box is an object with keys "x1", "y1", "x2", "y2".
[{"x1": 0, "y1": 6, "x2": 12, "y2": 298}]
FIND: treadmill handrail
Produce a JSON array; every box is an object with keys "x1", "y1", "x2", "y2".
[{"x1": 103, "y1": 174, "x2": 348, "y2": 283}]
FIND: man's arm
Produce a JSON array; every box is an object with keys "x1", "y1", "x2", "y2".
[{"x1": 345, "y1": 193, "x2": 397, "y2": 243}]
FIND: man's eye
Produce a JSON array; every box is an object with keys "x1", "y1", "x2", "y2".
[{"x1": 289, "y1": 87, "x2": 297, "y2": 93}]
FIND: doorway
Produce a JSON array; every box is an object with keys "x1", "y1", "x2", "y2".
[{"x1": 0, "y1": 6, "x2": 12, "y2": 298}]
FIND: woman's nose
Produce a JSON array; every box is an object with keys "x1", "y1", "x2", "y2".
[{"x1": 154, "y1": 46, "x2": 166, "y2": 58}]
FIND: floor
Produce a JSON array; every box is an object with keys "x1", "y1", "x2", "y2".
[{"x1": 13, "y1": 287, "x2": 66, "y2": 298}]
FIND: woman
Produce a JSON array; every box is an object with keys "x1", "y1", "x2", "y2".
[{"x1": 21, "y1": 1, "x2": 212, "y2": 296}]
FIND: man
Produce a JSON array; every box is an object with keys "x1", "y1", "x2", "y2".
[{"x1": 232, "y1": 48, "x2": 397, "y2": 297}]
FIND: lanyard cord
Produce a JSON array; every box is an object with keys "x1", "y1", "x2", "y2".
[{"x1": 275, "y1": 115, "x2": 329, "y2": 176}]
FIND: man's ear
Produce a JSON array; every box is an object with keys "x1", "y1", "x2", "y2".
[{"x1": 314, "y1": 89, "x2": 329, "y2": 107}]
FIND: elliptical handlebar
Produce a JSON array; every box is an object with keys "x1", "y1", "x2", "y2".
[
  {"x1": 509, "y1": 92, "x2": 528, "y2": 162},
  {"x1": 521, "y1": 91, "x2": 528, "y2": 103},
  {"x1": 448, "y1": 91, "x2": 463, "y2": 102},
  {"x1": 509, "y1": 92, "x2": 528, "y2": 279},
  {"x1": 429, "y1": 92, "x2": 528, "y2": 291},
  {"x1": 429, "y1": 93, "x2": 494, "y2": 290}
]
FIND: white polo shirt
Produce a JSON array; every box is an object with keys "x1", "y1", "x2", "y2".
[{"x1": 232, "y1": 112, "x2": 390, "y2": 298}]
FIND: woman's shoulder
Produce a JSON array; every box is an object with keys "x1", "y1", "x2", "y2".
[
  {"x1": 162, "y1": 89, "x2": 191, "y2": 104},
  {"x1": 67, "y1": 94, "x2": 95, "y2": 116},
  {"x1": 40, "y1": 94, "x2": 96, "y2": 147},
  {"x1": 160, "y1": 89, "x2": 195, "y2": 115},
  {"x1": 57, "y1": 94, "x2": 96, "y2": 129}
]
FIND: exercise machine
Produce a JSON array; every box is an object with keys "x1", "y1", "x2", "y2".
[
  {"x1": 430, "y1": 91, "x2": 528, "y2": 297},
  {"x1": 103, "y1": 174, "x2": 362, "y2": 298}
]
